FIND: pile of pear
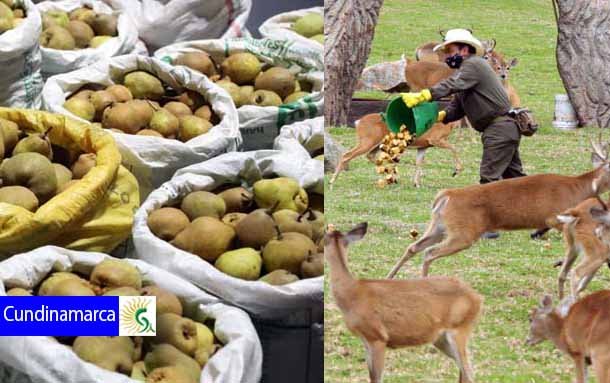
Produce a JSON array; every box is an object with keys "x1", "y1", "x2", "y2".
[
  {"x1": 292, "y1": 12, "x2": 324, "y2": 45},
  {"x1": 63, "y1": 71, "x2": 218, "y2": 142},
  {"x1": 6, "y1": 259, "x2": 220, "y2": 383},
  {"x1": 40, "y1": 7, "x2": 118, "y2": 50},
  {"x1": 0, "y1": 118, "x2": 98, "y2": 212},
  {"x1": 375, "y1": 125, "x2": 412, "y2": 188},
  {"x1": 0, "y1": 0, "x2": 26, "y2": 34},
  {"x1": 148, "y1": 177, "x2": 325, "y2": 285},
  {"x1": 174, "y1": 50, "x2": 313, "y2": 108}
]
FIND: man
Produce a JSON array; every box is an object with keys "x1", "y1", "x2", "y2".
[{"x1": 402, "y1": 29, "x2": 526, "y2": 239}]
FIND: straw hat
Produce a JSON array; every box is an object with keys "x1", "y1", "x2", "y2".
[{"x1": 433, "y1": 29, "x2": 484, "y2": 56}]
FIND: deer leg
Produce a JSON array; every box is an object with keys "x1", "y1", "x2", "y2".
[
  {"x1": 330, "y1": 142, "x2": 376, "y2": 185},
  {"x1": 571, "y1": 257, "x2": 606, "y2": 297},
  {"x1": 558, "y1": 246, "x2": 578, "y2": 299},
  {"x1": 591, "y1": 353, "x2": 610, "y2": 383},
  {"x1": 366, "y1": 147, "x2": 380, "y2": 163},
  {"x1": 572, "y1": 354, "x2": 588, "y2": 383},
  {"x1": 386, "y1": 217, "x2": 445, "y2": 278},
  {"x1": 422, "y1": 234, "x2": 478, "y2": 277},
  {"x1": 364, "y1": 340, "x2": 386, "y2": 383},
  {"x1": 430, "y1": 139, "x2": 462, "y2": 177},
  {"x1": 434, "y1": 332, "x2": 466, "y2": 382},
  {"x1": 414, "y1": 148, "x2": 426, "y2": 188},
  {"x1": 452, "y1": 327, "x2": 475, "y2": 383}
]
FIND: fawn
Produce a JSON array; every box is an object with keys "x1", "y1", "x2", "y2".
[
  {"x1": 527, "y1": 292, "x2": 610, "y2": 383},
  {"x1": 329, "y1": 113, "x2": 461, "y2": 187},
  {"x1": 387, "y1": 141, "x2": 610, "y2": 278},
  {"x1": 326, "y1": 222, "x2": 482, "y2": 383}
]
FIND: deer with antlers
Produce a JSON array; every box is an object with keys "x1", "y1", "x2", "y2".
[
  {"x1": 527, "y1": 291, "x2": 610, "y2": 383},
  {"x1": 326, "y1": 223, "x2": 482, "y2": 383},
  {"x1": 329, "y1": 114, "x2": 461, "y2": 187},
  {"x1": 387, "y1": 141, "x2": 610, "y2": 278}
]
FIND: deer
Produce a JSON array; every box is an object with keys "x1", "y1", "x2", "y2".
[
  {"x1": 329, "y1": 114, "x2": 461, "y2": 187},
  {"x1": 527, "y1": 291, "x2": 610, "y2": 383},
  {"x1": 325, "y1": 222, "x2": 482, "y2": 383},
  {"x1": 415, "y1": 41, "x2": 446, "y2": 62},
  {"x1": 487, "y1": 53, "x2": 520, "y2": 107},
  {"x1": 386, "y1": 141, "x2": 610, "y2": 278},
  {"x1": 545, "y1": 195, "x2": 610, "y2": 299}
]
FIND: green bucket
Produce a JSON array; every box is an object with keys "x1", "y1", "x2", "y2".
[{"x1": 382, "y1": 97, "x2": 439, "y2": 135}]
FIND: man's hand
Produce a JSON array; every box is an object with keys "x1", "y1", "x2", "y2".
[
  {"x1": 437, "y1": 110, "x2": 446, "y2": 122},
  {"x1": 401, "y1": 89, "x2": 432, "y2": 108}
]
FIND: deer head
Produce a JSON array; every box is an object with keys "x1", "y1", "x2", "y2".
[
  {"x1": 324, "y1": 223, "x2": 368, "y2": 265},
  {"x1": 526, "y1": 295, "x2": 557, "y2": 346},
  {"x1": 488, "y1": 54, "x2": 518, "y2": 83},
  {"x1": 590, "y1": 139, "x2": 610, "y2": 194}
]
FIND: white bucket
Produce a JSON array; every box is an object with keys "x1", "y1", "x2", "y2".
[{"x1": 552, "y1": 94, "x2": 578, "y2": 130}]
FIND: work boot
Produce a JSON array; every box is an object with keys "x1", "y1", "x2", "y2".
[{"x1": 481, "y1": 231, "x2": 500, "y2": 240}]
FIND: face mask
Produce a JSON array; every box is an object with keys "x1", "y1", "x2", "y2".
[{"x1": 445, "y1": 53, "x2": 464, "y2": 69}]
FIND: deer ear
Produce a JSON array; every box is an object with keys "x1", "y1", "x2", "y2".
[
  {"x1": 345, "y1": 222, "x2": 368, "y2": 244},
  {"x1": 541, "y1": 295, "x2": 553, "y2": 308},
  {"x1": 509, "y1": 58, "x2": 519, "y2": 67},
  {"x1": 591, "y1": 207, "x2": 610, "y2": 224},
  {"x1": 592, "y1": 152, "x2": 606, "y2": 168}
]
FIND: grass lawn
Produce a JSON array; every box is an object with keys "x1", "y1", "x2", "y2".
[{"x1": 324, "y1": 0, "x2": 610, "y2": 382}]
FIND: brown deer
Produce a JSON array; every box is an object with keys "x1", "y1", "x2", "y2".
[
  {"x1": 546, "y1": 196, "x2": 610, "y2": 299},
  {"x1": 386, "y1": 141, "x2": 610, "y2": 278},
  {"x1": 487, "y1": 53, "x2": 520, "y2": 107},
  {"x1": 527, "y1": 291, "x2": 610, "y2": 383},
  {"x1": 326, "y1": 222, "x2": 482, "y2": 383},
  {"x1": 329, "y1": 114, "x2": 462, "y2": 187}
]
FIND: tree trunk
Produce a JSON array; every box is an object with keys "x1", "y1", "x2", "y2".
[
  {"x1": 554, "y1": 0, "x2": 610, "y2": 127},
  {"x1": 325, "y1": 0, "x2": 384, "y2": 127}
]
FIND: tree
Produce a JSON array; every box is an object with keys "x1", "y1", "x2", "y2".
[
  {"x1": 553, "y1": 0, "x2": 610, "y2": 127},
  {"x1": 325, "y1": 0, "x2": 385, "y2": 127}
]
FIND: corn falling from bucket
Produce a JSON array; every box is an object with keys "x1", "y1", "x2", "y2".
[{"x1": 375, "y1": 125, "x2": 413, "y2": 188}]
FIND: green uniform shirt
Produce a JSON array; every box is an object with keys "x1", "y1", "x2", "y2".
[{"x1": 430, "y1": 55, "x2": 511, "y2": 132}]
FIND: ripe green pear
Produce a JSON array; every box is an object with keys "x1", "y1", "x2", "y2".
[
  {"x1": 180, "y1": 191, "x2": 226, "y2": 220},
  {"x1": 89, "y1": 35, "x2": 112, "y2": 48},
  {"x1": 259, "y1": 269, "x2": 300, "y2": 285},
  {"x1": 253, "y1": 177, "x2": 308, "y2": 213},
  {"x1": 150, "y1": 313, "x2": 198, "y2": 355},
  {"x1": 262, "y1": 232, "x2": 317, "y2": 275},
  {"x1": 13, "y1": 134, "x2": 53, "y2": 159},
  {"x1": 90, "y1": 259, "x2": 142, "y2": 291},
  {"x1": 0, "y1": 152, "x2": 57, "y2": 202},
  {"x1": 171, "y1": 217, "x2": 235, "y2": 262},
  {"x1": 144, "y1": 344, "x2": 201, "y2": 383},
  {"x1": 148, "y1": 207, "x2": 190, "y2": 241},
  {"x1": 272, "y1": 209, "x2": 313, "y2": 238},
  {"x1": 220, "y1": 52, "x2": 261, "y2": 85},
  {"x1": 215, "y1": 248, "x2": 262, "y2": 280},
  {"x1": 73, "y1": 336, "x2": 134, "y2": 374},
  {"x1": 178, "y1": 115, "x2": 212, "y2": 142},
  {"x1": 0, "y1": 186, "x2": 39, "y2": 212},
  {"x1": 150, "y1": 109, "x2": 179, "y2": 139},
  {"x1": 141, "y1": 285, "x2": 183, "y2": 316},
  {"x1": 300, "y1": 252, "x2": 323, "y2": 278},
  {"x1": 124, "y1": 71, "x2": 165, "y2": 100}
]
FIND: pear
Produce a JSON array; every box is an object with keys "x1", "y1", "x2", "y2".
[
  {"x1": 73, "y1": 337, "x2": 134, "y2": 374},
  {"x1": 150, "y1": 313, "x2": 198, "y2": 355},
  {"x1": 218, "y1": 187, "x2": 253, "y2": 213},
  {"x1": 262, "y1": 231, "x2": 318, "y2": 275},
  {"x1": 148, "y1": 207, "x2": 190, "y2": 241},
  {"x1": 0, "y1": 118, "x2": 20, "y2": 152},
  {"x1": 254, "y1": 67, "x2": 295, "y2": 99},
  {"x1": 238, "y1": 86, "x2": 254, "y2": 106},
  {"x1": 301, "y1": 252, "x2": 323, "y2": 278},
  {"x1": 171, "y1": 217, "x2": 235, "y2": 262},
  {"x1": 126, "y1": 99, "x2": 155, "y2": 126},
  {"x1": 70, "y1": 7, "x2": 96, "y2": 26},
  {"x1": 221, "y1": 212, "x2": 247, "y2": 229},
  {"x1": 193, "y1": 322, "x2": 215, "y2": 367},
  {"x1": 44, "y1": 278, "x2": 96, "y2": 296},
  {"x1": 71, "y1": 88, "x2": 94, "y2": 101},
  {"x1": 38, "y1": 272, "x2": 86, "y2": 296},
  {"x1": 215, "y1": 248, "x2": 262, "y2": 280},
  {"x1": 90, "y1": 259, "x2": 142, "y2": 291},
  {"x1": 13, "y1": 133, "x2": 53, "y2": 159},
  {"x1": 141, "y1": 285, "x2": 183, "y2": 316},
  {"x1": 250, "y1": 90, "x2": 282, "y2": 107},
  {"x1": 66, "y1": 20, "x2": 94, "y2": 48},
  {"x1": 150, "y1": 109, "x2": 179, "y2": 139},
  {"x1": 220, "y1": 52, "x2": 261, "y2": 85},
  {"x1": 89, "y1": 35, "x2": 112, "y2": 48},
  {"x1": 235, "y1": 208, "x2": 276, "y2": 249},
  {"x1": 305, "y1": 209, "x2": 325, "y2": 241},
  {"x1": 6, "y1": 287, "x2": 32, "y2": 296},
  {"x1": 178, "y1": 115, "x2": 212, "y2": 142},
  {"x1": 137, "y1": 129, "x2": 163, "y2": 137},
  {"x1": 310, "y1": 34, "x2": 324, "y2": 44},
  {"x1": 40, "y1": 26, "x2": 75, "y2": 50},
  {"x1": 146, "y1": 366, "x2": 193, "y2": 383},
  {"x1": 193, "y1": 105, "x2": 212, "y2": 121},
  {"x1": 124, "y1": 71, "x2": 165, "y2": 100},
  {"x1": 0, "y1": 186, "x2": 38, "y2": 212},
  {"x1": 106, "y1": 84, "x2": 133, "y2": 102},
  {"x1": 131, "y1": 361, "x2": 147, "y2": 381},
  {"x1": 293, "y1": 13, "x2": 324, "y2": 37},
  {"x1": 174, "y1": 91, "x2": 205, "y2": 110},
  {"x1": 102, "y1": 286, "x2": 140, "y2": 296},
  {"x1": 259, "y1": 269, "x2": 300, "y2": 285},
  {"x1": 102, "y1": 102, "x2": 146, "y2": 134},
  {"x1": 0, "y1": 2, "x2": 12, "y2": 34},
  {"x1": 180, "y1": 191, "x2": 226, "y2": 220},
  {"x1": 164, "y1": 101, "x2": 192, "y2": 118},
  {"x1": 0, "y1": 152, "x2": 57, "y2": 202},
  {"x1": 90, "y1": 90, "x2": 116, "y2": 120},
  {"x1": 283, "y1": 91, "x2": 309, "y2": 104},
  {"x1": 63, "y1": 96, "x2": 95, "y2": 121},
  {"x1": 91, "y1": 14, "x2": 118, "y2": 36},
  {"x1": 175, "y1": 52, "x2": 217, "y2": 77},
  {"x1": 144, "y1": 344, "x2": 201, "y2": 383},
  {"x1": 43, "y1": 10, "x2": 69, "y2": 29},
  {"x1": 215, "y1": 78, "x2": 242, "y2": 107},
  {"x1": 272, "y1": 209, "x2": 313, "y2": 238},
  {"x1": 53, "y1": 163, "x2": 73, "y2": 191},
  {"x1": 253, "y1": 177, "x2": 308, "y2": 213},
  {"x1": 71, "y1": 153, "x2": 96, "y2": 179}
]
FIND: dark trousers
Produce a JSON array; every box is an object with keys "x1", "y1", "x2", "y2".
[{"x1": 479, "y1": 118, "x2": 526, "y2": 184}]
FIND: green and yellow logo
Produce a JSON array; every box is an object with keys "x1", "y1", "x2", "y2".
[{"x1": 119, "y1": 297, "x2": 156, "y2": 336}]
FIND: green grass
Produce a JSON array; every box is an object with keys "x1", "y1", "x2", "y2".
[{"x1": 325, "y1": 1, "x2": 610, "y2": 382}]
